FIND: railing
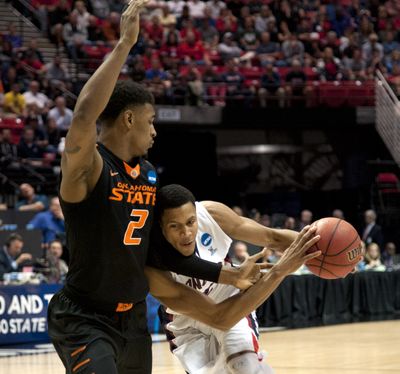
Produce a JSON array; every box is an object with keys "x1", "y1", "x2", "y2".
[{"x1": 376, "y1": 70, "x2": 400, "y2": 166}]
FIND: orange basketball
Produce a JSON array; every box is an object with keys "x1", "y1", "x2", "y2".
[{"x1": 305, "y1": 217, "x2": 362, "y2": 279}]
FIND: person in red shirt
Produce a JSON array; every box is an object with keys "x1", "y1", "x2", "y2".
[
  {"x1": 178, "y1": 31, "x2": 206, "y2": 62},
  {"x1": 102, "y1": 12, "x2": 120, "y2": 44},
  {"x1": 146, "y1": 15, "x2": 164, "y2": 47},
  {"x1": 179, "y1": 19, "x2": 201, "y2": 41}
]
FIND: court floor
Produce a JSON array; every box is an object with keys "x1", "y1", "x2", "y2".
[{"x1": 1, "y1": 320, "x2": 399, "y2": 373}]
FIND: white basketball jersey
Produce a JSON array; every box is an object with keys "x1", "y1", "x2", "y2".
[
  {"x1": 164, "y1": 203, "x2": 262, "y2": 373},
  {"x1": 168, "y1": 202, "x2": 238, "y2": 315}
]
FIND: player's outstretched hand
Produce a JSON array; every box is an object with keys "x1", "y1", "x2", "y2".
[
  {"x1": 234, "y1": 249, "x2": 273, "y2": 290},
  {"x1": 274, "y1": 225, "x2": 321, "y2": 276},
  {"x1": 120, "y1": 0, "x2": 149, "y2": 47}
]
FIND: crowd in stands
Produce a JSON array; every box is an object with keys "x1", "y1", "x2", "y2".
[
  {"x1": 0, "y1": 0, "x2": 399, "y2": 166},
  {"x1": 1, "y1": 0, "x2": 400, "y2": 116}
]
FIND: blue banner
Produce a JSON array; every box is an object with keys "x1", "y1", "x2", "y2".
[
  {"x1": 0, "y1": 284, "x2": 162, "y2": 346},
  {"x1": 0, "y1": 284, "x2": 62, "y2": 345}
]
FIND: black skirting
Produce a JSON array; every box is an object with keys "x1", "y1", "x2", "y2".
[{"x1": 256, "y1": 271, "x2": 400, "y2": 328}]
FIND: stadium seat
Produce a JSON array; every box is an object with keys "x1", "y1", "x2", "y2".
[
  {"x1": 319, "y1": 82, "x2": 347, "y2": 107},
  {"x1": 375, "y1": 173, "x2": 400, "y2": 210},
  {"x1": 207, "y1": 84, "x2": 227, "y2": 106},
  {"x1": 347, "y1": 83, "x2": 374, "y2": 106}
]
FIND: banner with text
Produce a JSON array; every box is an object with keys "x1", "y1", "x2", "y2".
[
  {"x1": 0, "y1": 285, "x2": 162, "y2": 345},
  {"x1": 0, "y1": 284, "x2": 62, "y2": 345}
]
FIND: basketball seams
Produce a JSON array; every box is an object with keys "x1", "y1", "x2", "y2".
[
  {"x1": 306, "y1": 263, "x2": 342, "y2": 279},
  {"x1": 309, "y1": 256, "x2": 358, "y2": 267},
  {"x1": 323, "y1": 234, "x2": 360, "y2": 257}
]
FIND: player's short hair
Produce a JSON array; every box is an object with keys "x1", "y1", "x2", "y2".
[
  {"x1": 156, "y1": 184, "x2": 195, "y2": 220},
  {"x1": 99, "y1": 80, "x2": 154, "y2": 125}
]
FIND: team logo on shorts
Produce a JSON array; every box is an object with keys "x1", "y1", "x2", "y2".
[
  {"x1": 147, "y1": 170, "x2": 157, "y2": 184},
  {"x1": 201, "y1": 233, "x2": 212, "y2": 247}
]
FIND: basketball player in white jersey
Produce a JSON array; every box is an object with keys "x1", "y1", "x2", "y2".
[{"x1": 154, "y1": 184, "x2": 300, "y2": 374}]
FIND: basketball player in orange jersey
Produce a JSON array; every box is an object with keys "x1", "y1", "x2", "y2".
[
  {"x1": 47, "y1": 1, "x2": 320, "y2": 373},
  {"x1": 47, "y1": 2, "x2": 275, "y2": 373},
  {"x1": 150, "y1": 184, "x2": 318, "y2": 374}
]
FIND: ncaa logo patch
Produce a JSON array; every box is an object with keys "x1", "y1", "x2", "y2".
[
  {"x1": 201, "y1": 233, "x2": 212, "y2": 247},
  {"x1": 148, "y1": 170, "x2": 157, "y2": 184}
]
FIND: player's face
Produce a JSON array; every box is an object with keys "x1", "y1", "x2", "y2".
[
  {"x1": 128, "y1": 103, "x2": 156, "y2": 156},
  {"x1": 161, "y1": 202, "x2": 198, "y2": 256}
]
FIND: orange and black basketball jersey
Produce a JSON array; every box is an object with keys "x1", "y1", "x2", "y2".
[{"x1": 60, "y1": 143, "x2": 158, "y2": 312}]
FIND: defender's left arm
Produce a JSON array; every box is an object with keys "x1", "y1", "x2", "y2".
[{"x1": 201, "y1": 201, "x2": 297, "y2": 251}]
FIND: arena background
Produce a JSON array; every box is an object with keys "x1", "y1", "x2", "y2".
[{"x1": 0, "y1": 0, "x2": 400, "y2": 372}]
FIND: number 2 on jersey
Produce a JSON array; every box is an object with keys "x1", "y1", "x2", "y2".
[{"x1": 123, "y1": 209, "x2": 149, "y2": 245}]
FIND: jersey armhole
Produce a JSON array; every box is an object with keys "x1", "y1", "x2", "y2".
[{"x1": 59, "y1": 160, "x2": 108, "y2": 210}]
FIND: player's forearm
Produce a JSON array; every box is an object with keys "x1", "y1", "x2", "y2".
[
  {"x1": 213, "y1": 268, "x2": 286, "y2": 330},
  {"x1": 218, "y1": 266, "x2": 241, "y2": 286},
  {"x1": 73, "y1": 41, "x2": 132, "y2": 125},
  {"x1": 269, "y1": 229, "x2": 298, "y2": 250}
]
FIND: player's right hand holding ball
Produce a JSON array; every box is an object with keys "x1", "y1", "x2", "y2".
[{"x1": 273, "y1": 225, "x2": 321, "y2": 276}]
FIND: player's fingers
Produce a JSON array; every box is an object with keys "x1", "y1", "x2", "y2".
[
  {"x1": 296, "y1": 226, "x2": 318, "y2": 249},
  {"x1": 249, "y1": 248, "x2": 267, "y2": 263},
  {"x1": 303, "y1": 250, "x2": 322, "y2": 262},
  {"x1": 257, "y1": 262, "x2": 274, "y2": 269},
  {"x1": 301, "y1": 235, "x2": 320, "y2": 252},
  {"x1": 125, "y1": 0, "x2": 147, "y2": 17},
  {"x1": 291, "y1": 225, "x2": 310, "y2": 245},
  {"x1": 293, "y1": 224, "x2": 316, "y2": 244}
]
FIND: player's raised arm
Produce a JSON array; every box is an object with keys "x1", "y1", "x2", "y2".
[
  {"x1": 202, "y1": 200, "x2": 298, "y2": 251},
  {"x1": 60, "y1": 0, "x2": 148, "y2": 203},
  {"x1": 146, "y1": 226, "x2": 321, "y2": 331}
]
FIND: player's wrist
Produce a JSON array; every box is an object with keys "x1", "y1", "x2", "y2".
[
  {"x1": 116, "y1": 39, "x2": 136, "y2": 51},
  {"x1": 218, "y1": 266, "x2": 239, "y2": 287},
  {"x1": 269, "y1": 262, "x2": 292, "y2": 278}
]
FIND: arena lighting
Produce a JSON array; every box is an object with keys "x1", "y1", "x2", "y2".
[{"x1": 217, "y1": 144, "x2": 332, "y2": 155}]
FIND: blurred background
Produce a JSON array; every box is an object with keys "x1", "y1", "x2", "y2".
[{"x1": 0, "y1": 0, "x2": 400, "y2": 345}]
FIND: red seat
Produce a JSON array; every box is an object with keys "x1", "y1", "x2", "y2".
[
  {"x1": 240, "y1": 67, "x2": 262, "y2": 80},
  {"x1": 304, "y1": 67, "x2": 318, "y2": 81},
  {"x1": 0, "y1": 117, "x2": 24, "y2": 144},
  {"x1": 376, "y1": 173, "x2": 399, "y2": 184},
  {"x1": 207, "y1": 84, "x2": 227, "y2": 106},
  {"x1": 0, "y1": 117, "x2": 24, "y2": 128},
  {"x1": 347, "y1": 83, "x2": 374, "y2": 106},
  {"x1": 376, "y1": 173, "x2": 400, "y2": 210},
  {"x1": 319, "y1": 83, "x2": 347, "y2": 107},
  {"x1": 277, "y1": 67, "x2": 290, "y2": 79}
]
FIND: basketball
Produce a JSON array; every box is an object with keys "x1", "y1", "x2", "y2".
[{"x1": 305, "y1": 217, "x2": 362, "y2": 279}]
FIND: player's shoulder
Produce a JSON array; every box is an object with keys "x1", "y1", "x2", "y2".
[{"x1": 199, "y1": 201, "x2": 226, "y2": 216}]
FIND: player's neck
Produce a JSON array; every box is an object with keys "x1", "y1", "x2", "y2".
[{"x1": 99, "y1": 131, "x2": 140, "y2": 162}]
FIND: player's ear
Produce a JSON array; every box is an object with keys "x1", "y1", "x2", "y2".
[{"x1": 123, "y1": 110, "x2": 135, "y2": 129}]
